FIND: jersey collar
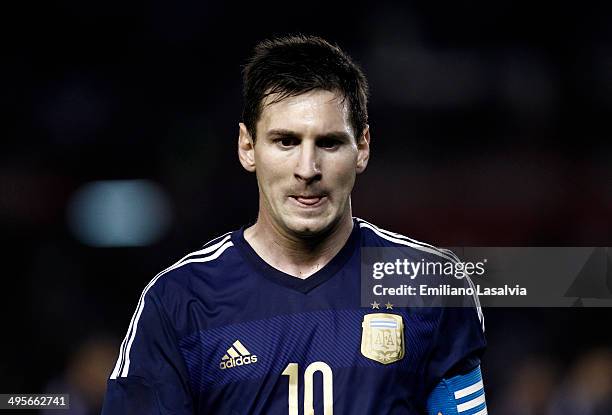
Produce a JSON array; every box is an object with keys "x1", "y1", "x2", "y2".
[{"x1": 232, "y1": 219, "x2": 360, "y2": 294}]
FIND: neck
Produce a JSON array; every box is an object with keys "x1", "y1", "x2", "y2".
[{"x1": 244, "y1": 211, "x2": 354, "y2": 279}]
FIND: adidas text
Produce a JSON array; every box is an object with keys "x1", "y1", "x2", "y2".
[{"x1": 220, "y1": 355, "x2": 258, "y2": 370}]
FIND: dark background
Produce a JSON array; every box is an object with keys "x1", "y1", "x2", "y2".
[{"x1": 1, "y1": 1, "x2": 611, "y2": 413}]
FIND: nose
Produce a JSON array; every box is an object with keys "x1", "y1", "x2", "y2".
[{"x1": 294, "y1": 141, "x2": 321, "y2": 183}]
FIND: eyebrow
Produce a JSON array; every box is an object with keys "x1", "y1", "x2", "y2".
[{"x1": 265, "y1": 129, "x2": 353, "y2": 142}]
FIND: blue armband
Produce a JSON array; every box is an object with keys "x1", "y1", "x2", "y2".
[{"x1": 426, "y1": 365, "x2": 487, "y2": 415}]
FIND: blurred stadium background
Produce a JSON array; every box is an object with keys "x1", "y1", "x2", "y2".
[{"x1": 1, "y1": 0, "x2": 611, "y2": 413}]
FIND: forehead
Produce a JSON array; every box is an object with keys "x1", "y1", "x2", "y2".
[{"x1": 257, "y1": 90, "x2": 352, "y2": 137}]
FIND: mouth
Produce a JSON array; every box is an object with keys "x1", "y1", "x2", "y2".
[{"x1": 289, "y1": 195, "x2": 327, "y2": 208}]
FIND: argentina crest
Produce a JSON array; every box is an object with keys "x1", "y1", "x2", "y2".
[{"x1": 361, "y1": 313, "x2": 405, "y2": 364}]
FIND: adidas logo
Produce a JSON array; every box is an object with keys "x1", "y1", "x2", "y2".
[{"x1": 219, "y1": 340, "x2": 258, "y2": 370}]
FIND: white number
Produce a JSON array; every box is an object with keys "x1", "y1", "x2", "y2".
[
  {"x1": 282, "y1": 363, "x2": 299, "y2": 415},
  {"x1": 282, "y1": 361, "x2": 333, "y2": 415}
]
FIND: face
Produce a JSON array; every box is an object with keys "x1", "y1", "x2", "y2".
[{"x1": 239, "y1": 89, "x2": 370, "y2": 237}]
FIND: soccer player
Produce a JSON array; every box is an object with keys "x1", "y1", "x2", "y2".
[{"x1": 102, "y1": 35, "x2": 487, "y2": 414}]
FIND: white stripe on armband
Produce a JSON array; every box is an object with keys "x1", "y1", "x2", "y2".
[
  {"x1": 457, "y1": 393, "x2": 486, "y2": 412},
  {"x1": 454, "y1": 379, "x2": 484, "y2": 399}
]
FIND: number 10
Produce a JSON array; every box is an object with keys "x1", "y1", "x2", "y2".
[{"x1": 282, "y1": 361, "x2": 333, "y2": 415}]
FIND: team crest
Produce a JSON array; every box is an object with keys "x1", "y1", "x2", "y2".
[{"x1": 361, "y1": 313, "x2": 405, "y2": 364}]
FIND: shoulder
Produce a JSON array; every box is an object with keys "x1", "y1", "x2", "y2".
[
  {"x1": 144, "y1": 230, "x2": 238, "y2": 299},
  {"x1": 355, "y1": 217, "x2": 460, "y2": 263},
  {"x1": 109, "y1": 231, "x2": 238, "y2": 380},
  {"x1": 355, "y1": 217, "x2": 484, "y2": 330}
]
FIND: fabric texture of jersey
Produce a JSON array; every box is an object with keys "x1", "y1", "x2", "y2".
[{"x1": 102, "y1": 218, "x2": 486, "y2": 414}]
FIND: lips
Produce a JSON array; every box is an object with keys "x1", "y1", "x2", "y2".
[
  {"x1": 290, "y1": 195, "x2": 327, "y2": 207},
  {"x1": 295, "y1": 196, "x2": 322, "y2": 205}
]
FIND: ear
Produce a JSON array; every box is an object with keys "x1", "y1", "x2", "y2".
[
  {"x1": 355, "y1": 125, "x2": 370, "y2": 174},
  {"x1": 238, "y1": 123, "x2": 256, "y2": 172}
]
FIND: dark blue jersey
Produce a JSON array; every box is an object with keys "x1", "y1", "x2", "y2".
[{"x1": 103, "y1": 218, "x2": 486, "y2": 414}]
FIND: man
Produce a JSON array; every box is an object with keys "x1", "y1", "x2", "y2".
[{"x1": 102, "y1": 35, "x2": 487, "y2": 414}]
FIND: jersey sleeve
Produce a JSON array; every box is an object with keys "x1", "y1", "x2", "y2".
[
  {"x1": 424, "y1": 303, "x2": 486, "y2": 398},
  {"x1": 102, "y1": 289, "x2": 194, "y2": 415}
]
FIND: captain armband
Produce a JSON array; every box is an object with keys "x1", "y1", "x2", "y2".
[{"x1": 426, "y1": 365, "x2": 487, "y2": 415}]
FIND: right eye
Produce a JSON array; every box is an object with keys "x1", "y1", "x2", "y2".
[{"x1": 275, "y1": 137, "x2": 299, "y2": 148}]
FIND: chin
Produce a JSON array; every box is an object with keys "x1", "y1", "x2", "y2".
[{"x1": 283, "y1": 214, "x2": 336, "y2": 238}]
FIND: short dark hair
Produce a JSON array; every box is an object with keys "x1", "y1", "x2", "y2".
[{"x1": 242, "y1": 35, "x2": 369, "y2": 141}]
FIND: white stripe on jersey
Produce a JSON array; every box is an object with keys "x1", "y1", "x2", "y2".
[
  {"x1": 110, "y1": 234, "x2": 234, "y2": 379},
  {"x1": 356, "y1": 218, "x2": 484, "y2": 331},
  {"x1": 355, "y1": 217, "x2": 461, "y2": 262}
]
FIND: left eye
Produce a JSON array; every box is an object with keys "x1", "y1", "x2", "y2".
[{"x1": 318, "y1": 139, "x2": 340, "y2": 149}]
